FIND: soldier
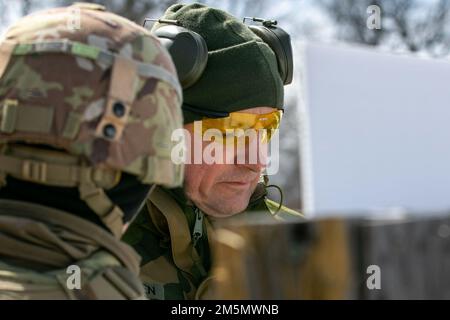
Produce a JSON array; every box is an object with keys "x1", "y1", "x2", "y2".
[
  {"x1": 0, "y1": 3, "x2": 183, "y2": 299},
  {"x1": 123, "y1": 3, "x2": 303, "y2": 300}
]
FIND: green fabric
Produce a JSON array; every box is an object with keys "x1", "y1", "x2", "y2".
[{"x1": 154, "y1": 3, "x2": 284, "y2": 124}]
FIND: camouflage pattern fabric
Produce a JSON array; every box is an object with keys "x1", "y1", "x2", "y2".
[
  {"x1": 123, "y1": 184, "x2": 304, "y2": 300},
  {"x1": 0, "y1": 3, "x2": 183, "y2": 300},
  {"x1": 0, "y1": 199, "x2": 145, "y2": 300},
  {"x1": 0, "y1": 2, "x2": 183, "y2": 187}
]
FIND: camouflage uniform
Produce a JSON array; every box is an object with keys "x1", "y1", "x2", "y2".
[
  {"x1": 123, "y1": 184, "x2": 303, "y2": 300},
  {"x1": 0, "y1": 3, "x2": 183, "y2": 299}
]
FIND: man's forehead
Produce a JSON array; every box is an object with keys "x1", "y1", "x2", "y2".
[{"x1": 235, "y1": 106, "x2": 277, "y2": 114}]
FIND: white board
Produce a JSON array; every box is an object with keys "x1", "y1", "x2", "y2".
[{"x1": 297, "y1": 42, "x2": 450, "y2": 216}]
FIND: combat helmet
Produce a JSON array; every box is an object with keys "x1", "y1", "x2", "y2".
[{"x1": 0, "y1": 3, "x2": 184, "y2": 237}]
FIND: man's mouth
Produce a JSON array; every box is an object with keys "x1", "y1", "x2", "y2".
[
  {"x1": 226, "y1": 181, "x2": 251, "y2": 186},
  {"x1": 219, "y1": 181, "x2": 251, "y2": 191},
  {"x1": 218, "y1": 171, "x2": 260, "y2": 189},
  {"x1": 221, "y1": 178, "x2": 257, "y2": 188}
]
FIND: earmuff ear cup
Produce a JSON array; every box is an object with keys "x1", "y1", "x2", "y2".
[
  {"x1": 248, "y1": 25, "x2": 293, "y2": 85},
  {"x1": 153, "y1": 25, "x2": 208, "y2": 89}
]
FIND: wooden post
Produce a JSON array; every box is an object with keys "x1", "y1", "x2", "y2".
[{"x1": 210, "y1": 214, "x2": 450, "y2": 299}]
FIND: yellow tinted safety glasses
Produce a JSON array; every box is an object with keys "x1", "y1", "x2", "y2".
[{"x1": 199, "y1": 110, "x2": 283, "y2": 144}]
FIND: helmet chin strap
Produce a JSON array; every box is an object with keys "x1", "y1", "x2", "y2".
[
  {"x1": 0, "y1": 144, "x2": 126, "y2": 238},
  {"x1": 78, "y1": 182, "x2": 125, "y2": 239}
]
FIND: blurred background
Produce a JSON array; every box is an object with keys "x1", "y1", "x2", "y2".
[{"x1": 2, "y1": 0, "x2": 450, "y2": 210}]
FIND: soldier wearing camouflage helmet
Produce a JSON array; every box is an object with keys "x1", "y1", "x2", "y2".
[
  {"x1": 0, "y1": 3, "x2": 183, "y2": 299},
  {"x1": 123, "y1": 3, "x2": 303, "y2": 300}
]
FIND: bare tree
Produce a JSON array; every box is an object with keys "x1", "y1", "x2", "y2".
[
  {"x1": 0, "y1": 0, "x2": 177, "y2": 25},
  {"x1": 196, "y1": 0, "x2": 270, "y2": 18},
  {"x1": 317, "y1": 0, "x2": 450, "y2": 57},
  {"x1": 56, "y1": 0, "x2": 178, "y2": 23},
  {"x1": 317, "y1": 0, "x2": 384, "y2": 45}
]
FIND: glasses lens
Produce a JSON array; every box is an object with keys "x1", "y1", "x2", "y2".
[{"x1": 199, "y1": 110, "x2": 282, "y2": 144}]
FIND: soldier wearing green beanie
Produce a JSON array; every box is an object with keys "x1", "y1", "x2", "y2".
[{"x1": 123, "y1": 3, "x2": 303, "y2": 300}]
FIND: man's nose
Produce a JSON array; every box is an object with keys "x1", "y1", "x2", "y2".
[{"x1": 235, "y1": 133, "x2": 269, "y2": 169}]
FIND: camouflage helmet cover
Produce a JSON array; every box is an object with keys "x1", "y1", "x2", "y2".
[{"x1": 0, "y1": 2, "x2": 184, "y2": 188}]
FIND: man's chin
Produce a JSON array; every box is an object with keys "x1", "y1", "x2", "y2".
[
  {"x1": 195, "y1": 182, "x2": 258, "y2": 218},
  {"x1": 204, "y1": 209, "x2": 244, "y2": 219},
  {"x1": 201, "y1": 197, "x2": 250, "y2": 218}
]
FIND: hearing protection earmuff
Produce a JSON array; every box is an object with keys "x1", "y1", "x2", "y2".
[
  {"x1": 143, "y1": 16, "x2": 293, "y2": 89},
  {"x1": 243, "y1": 17, "x2": 293, "y2": 85},
  {"x1": 144, "y1": 18, "x2": 208, "y2": 89}
]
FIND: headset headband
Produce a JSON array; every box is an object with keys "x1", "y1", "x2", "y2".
[{"x1": 143, "y1": 16, "x2": 293, "y2": 89}]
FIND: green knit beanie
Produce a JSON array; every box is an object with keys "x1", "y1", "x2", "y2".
[{"x1": 153, "y1": 3, "x2": 284, "y2": 124}]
